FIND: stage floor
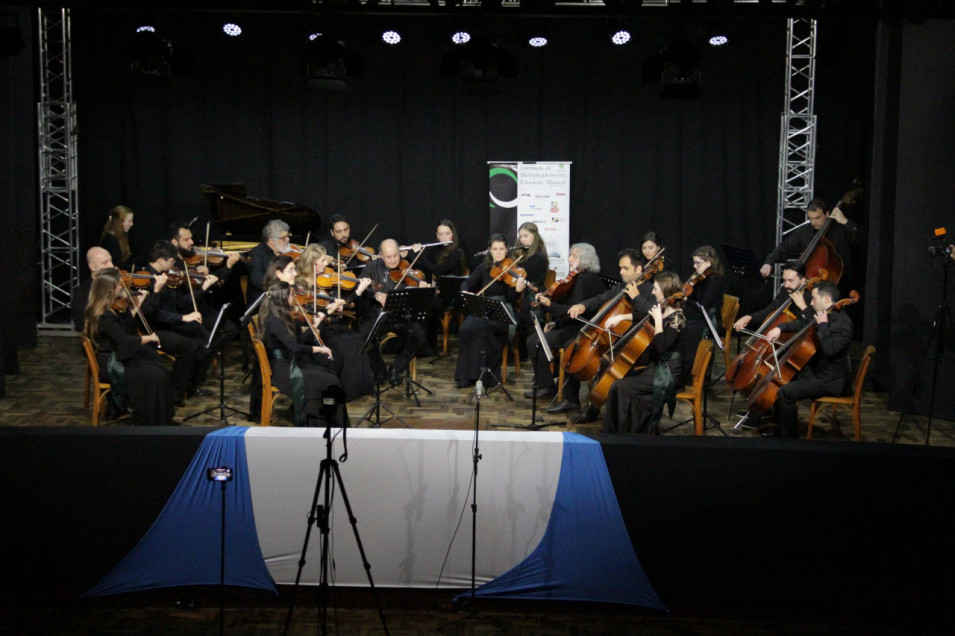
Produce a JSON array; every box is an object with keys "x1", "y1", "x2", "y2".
[{"x1": 1, "y1": 333, "x2": 952, "y2": 446}]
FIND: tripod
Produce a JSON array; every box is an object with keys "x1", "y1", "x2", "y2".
[
  {"x1": 184, "y1": 303, "x2": 250, "y2": 425},
  {"x1": 283, "y1": 426, "x2": 389, "y2": 636},
  {"x1": 893, "y1": 257, "x2": 951, "y2": 445}
]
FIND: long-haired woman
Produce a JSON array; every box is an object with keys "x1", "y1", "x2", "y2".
[
  {"x1": 99, "y1": 205, "x2": 135, "y2": 270},
  {"x1": 257, "y1": 281, "x2": 348, "y2": 426},
  {"x1": 412, "y1": 219, "x2": 467, "y2": 355},
  {"x1": 83, "y1": 268, "x2": 176, "y2": 426},
  {"x1": 677, "y1": 245, "x2": 727, "y2": 388}
]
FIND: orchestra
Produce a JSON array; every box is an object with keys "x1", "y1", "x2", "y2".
[{"x1": 75, "y1": 200, "x2": 866, "y2": 438}]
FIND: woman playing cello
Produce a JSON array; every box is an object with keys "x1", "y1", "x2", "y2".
[{"x1": 602, "y1": 271, "x2": 686, "y2": 435}]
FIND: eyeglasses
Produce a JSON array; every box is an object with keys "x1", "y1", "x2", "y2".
[{"x1": 277, "y1": 234, "x2": 291, "y2": 241}]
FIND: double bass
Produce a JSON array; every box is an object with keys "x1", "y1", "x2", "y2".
[
  {"x1": 586, "y1": 266, "x2": 711, "y2": 409},
  {"x1": 745, "y1": 291, "x2": 859, "y2": 415},
  {"x1": 560, "y1": 250, "x2": 666, "y2": 383},
  {"x1": 725, "y1": 269, "x2": 828, "y2": 392},
  {"x1": 796, "y1": 181, "x2": 863, "y2": 284}
]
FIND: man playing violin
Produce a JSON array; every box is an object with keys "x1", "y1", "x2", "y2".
[
  {"x1": 565, "y1": 248, "x2": 657, "y2": 424},
  {"x1": 523, "y1": 243, "x2": 605, "y2": 412},
  {"x1": 139, "y1": 240, "x2": 217, "y2": 403},
  {"x1": 356, "y1": 238, "x2": 431, "y2": 386},
  {"x1": 71, "y1": 246, "x2": 115, "y2": 332},
  {"x1": 760, "y1": 280, "x2": 853, "y2": 439},
  {"x1": 759, "y1": 198, "x2": 861, "y2": 281},
  {"x1": 319, "y1": 213, "x2": 372, "y2": 269}
]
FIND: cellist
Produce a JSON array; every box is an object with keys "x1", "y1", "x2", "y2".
[
  {"x1": 760, "y1": 280, "x2": 853, "y2": 439},
  {"x1": 733, "y1": 260, "x2": 810, "y2": 334},
  {"x1": 602, "y1": 271, "x2": 687, "y2": 435},
  {"x1": 523, "y1": 243, "x2": 605, "y2": 412},
  {"x1": 758, "y1": 198, "x2": 861, "y2": 281},
  {"x1": 564, "y1": 248, "x2": 656, "y2": 424}
]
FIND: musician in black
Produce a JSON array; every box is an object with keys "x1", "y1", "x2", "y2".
[
  {"x1": 522, "y1": 243, "x2": 605, "y2": 410},
  {"x1": 761, "y1": 281, "x2": 853, "y2": 439},
  {"x1": 356, "y1": 238, "x2": 431, "y2": 386},
  {"x1": 733, "y1": 260, "x2": 809, "y2": 334},
  {"x1": 247, "y1": 220, "x2": 293, "y2": 303},
  {"x1": 759, "y1": 198, "x2": 861, "y2": 280},
  {"x1": 564, "y1": 248, "x2": 655, "y2": 424},
  {"x1": 678, "y1": 245, "x2": 727, "y2": 388},
  {"x1": 71, "y1": 246, "x2": 115, "y2": 332},
  {"x1": 406, "y1": 219, "x2": 467, "y2": 354},
  {"x1": 512, "y1": 222, "x2": 550, "y2": 360},
  {"x1": 139, "y1": 240, "x2": 217, "y2": 402},
  {"x1": 319, "y1": 213, "x2": 367, "y2": 269}
]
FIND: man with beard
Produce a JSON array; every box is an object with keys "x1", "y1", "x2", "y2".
[{"x1": 247, "y1": 220, "x2": 294, "y2": 304}]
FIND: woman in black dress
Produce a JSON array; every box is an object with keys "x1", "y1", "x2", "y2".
[
  {"x1": 257, "y1": 281, "x2": 348, "y2": 427},
  {"x1": 99, "y1": 205, "x2": 135, "y2": 271},
  {"x1": 511, "y1": 222, "x2": 550, "y2": 359},
  {"x1": 454, "y1": 234, "x2": 524, "y2": 389},
  {"x1": 678, "y1": 245, "x2": 727, "y2": 388},
  {"x1": 602, "y1": 270, "x2": 686, "y2": 435},
  {"x1": 410, "y1": 219, "x2": 467, "y2": 354},
  {"x1": 83, "y1": 268, "x2": 176, "y2": 426}
]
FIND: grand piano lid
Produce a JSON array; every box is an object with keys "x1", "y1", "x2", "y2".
[{"x1": 200, "y1": 183, "x2": 323, "y2": 241}]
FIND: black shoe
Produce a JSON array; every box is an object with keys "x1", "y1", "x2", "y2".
[
  {"x1": 572, "y1": 406, "x2": 599, "y2": 424},
  {"x1": 389, "y1": 368, "x2": 402, "y2": 388},
  {"x1": 760, "y1": 424, "x2": 781, "y2": 438},
  {"x1": 188, "y1": 387, "x2": 213, "y2": 398},
  {"x1": 523, "y1": 387, "x2": 557, "y2": 400},
  {"x1": 546, "y1": 399, "x2": 580, "y2": 414}
]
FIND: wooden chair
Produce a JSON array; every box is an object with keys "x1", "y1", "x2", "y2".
[
  {"x1": 81, "y1": 336, "x2": 111, "y2": 427},
  {"x1": 439, "y1": 268, "x2": 469, "y2": 355},
  {"x1": 501, "y1": 333, "x2": 521, "y2": 384},
  {"x1": 807, "y1": 345, "x2": 875, "y2": 441},
  {"x1": 380, "y1": 332, "x2": 417, "y2": 383},
  {"x1": 674, "y1": 339, "x2": 714, "y2": 436},
  {"x1": 250, "y1": 335, "x2": 281, "y2": 426},
  {"x1": 720, "y1": 294, "x2": 740, "y2": 374}
]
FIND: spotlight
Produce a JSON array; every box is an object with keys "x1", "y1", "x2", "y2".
[
  {"x1": 309, "y1": 32, "x2": 322, "y2": 41},
  {"x1": 135, "y1": 25, "x2": 156, "y2": 34},
  {"x1": 451, "y1": 31, "x2": 471, "y2": 45},
  {"x1": 528, "y1": 36, "x2": 548, "y2": 48},
  {"x1": 709, "y1": 35, "x2": 728, "y2": 46},
  {"x1": 381, "y1": 30, "x2": 401, "y2": 45},
  {"x1": 222, "y1": 22, "x2": 242, "y2": 37},
  {"x1": 611, "y1": 30, "x2": 631, "y2": 46}
]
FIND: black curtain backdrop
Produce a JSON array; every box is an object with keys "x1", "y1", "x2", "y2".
[{"x1": 70, "y1": 12, "x2": 874, "y2": 281}]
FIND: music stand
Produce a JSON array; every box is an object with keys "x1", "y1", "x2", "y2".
[
  {"x1": 494, "y1": 314, "x2": 561, "y2": 430},
  {"x1": 430, "y1": 274, "x2": 468, "y2": 363},
  {"x1": 184, "y1": 303, "x2": 250, "y2": 424},
  {"x1": 721, "y1": 244, "x2": 761, "y2": 278},
  {"x1": 381, "y1": 287, "x2": 436, "y2": 405},
  {"x1": 358, "y1": 309, "x2": 410, "y2": 428},
  {"x1": 460, "y1": 292, "x2": 517, "y2": 402}
]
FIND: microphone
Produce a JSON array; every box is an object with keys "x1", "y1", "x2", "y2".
[{"x1": 473, "y1": 379, "x2": 484, "y2": 400}]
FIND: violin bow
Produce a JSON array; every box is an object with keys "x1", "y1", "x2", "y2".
[
  {"x1": 343, "y1": 222, "x2": 379, "y2": 268},
  {"x1": 204, "y1": 222, "x2": 211, "y2": 271},
  {"x1": 120, "y1": 279, "x2": 158, "y2": 347},
  {"x1": 292, "y1": 296, "x2": 325, "y2": 347},
  {"x1": 477, "y1": 253, "x2": 523, "y2": 296},
  {"x1": 393, "y1": 248, "x2": 427, "y2": 292}
]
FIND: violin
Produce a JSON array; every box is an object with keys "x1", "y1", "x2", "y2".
[
  {"x1": 290, "y1": 300, "x2": 326, "y2": 347},
  {"x1": 120, "y1": 270, "x2": 158, "y2": 289},
  {"x1": 292, "y1": 284, "x2": 336, "y2": 310},
  {"x1": 541, "y1": 269, "x2": 579, "y2": 303},
  {"x1": 486, "y1": 258, "x2": 540, "y2": 293},
  {"x1": 725, "y1": 270, "x2": 828, "y2": 392},
  {"x1": 746, "y1": 291, "x2": 860, "y2": 415},
  {"x1": 165, "y1": 268, "x2": 207, "y2": 289},
  {"x1": 315, "y1": 267, "x2": 360, "y2": 290},
  {"x1": 389, "y1": 260, "x2": 427, "y2": 287},
  {"x1": 338, "y1": 239, "x2": 376, "y2": 263}
]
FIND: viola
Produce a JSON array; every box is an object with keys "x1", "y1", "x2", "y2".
[
  {"x1": 725, "y1": 270, "x2": 828, "y2": 392},
  {"x1": 745, "y1": 291, "x2": 860, "y2": 415}
]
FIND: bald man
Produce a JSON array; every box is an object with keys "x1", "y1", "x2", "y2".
[{"x1": 71, "y1": 247, "x2": 115, "y2": 332}]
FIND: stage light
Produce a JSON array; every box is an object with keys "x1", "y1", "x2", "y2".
[
  {"x1": 382, "y1": 30, "x2": 401, "y2": 45},
  {"x1": 611, "y1": 30, "x2": 631, "y2": 46},
  {"x1": 309, "y1": 32, "x2": 322, "y2": 41},
  {"x1": 528, "y1": 36, "x2": 548, "y2": 48},
  {"x1": 136, "y1": 25, "x2": 156, "y2": 34},
  {"x1": 222, "y1": 22, "x2": 242, "y2": 37},
  {"x1": 709, "y1": 35, "x2": 728, "y2": 46},
  {"x1": 451, "y1": 31, "x2": 471, "y2": 45}
]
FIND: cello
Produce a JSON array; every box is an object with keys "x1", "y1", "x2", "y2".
[
  {"x1": 586, "y1": 267, "x2": 710, "y2": 409},
  {"x1": 560, "y1": 249, "x2": 666, "y2": 382},
  {"x1": 745, "y1": 291, "x2": 859, "y2": 415},
  {"x1": 725, "y1": 269, "x2": 828, "y2": 392}
]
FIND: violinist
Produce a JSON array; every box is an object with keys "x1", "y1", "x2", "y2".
[
  {"x1": 733, "y1": 260, "x2": 809, "y2": 333},
  {"x1": 759, "y1": 198, "x2": 861, "y2": 282},
  {"x1": 71, "y1": 247, "x2": 115, "y2": 332},
  {"x1": 565, "y1": 248, "x2": 656, "y2": 424},
  {"x1": 319, "y1": 213, "x2": 366, "y2": 268},
  {"x1": 406, "y1": 219, "x2": 467, "y2": 354},
  {"x1": 357, "y1": 239, "x2": 431, "y2": 386},
  {"x1": 83, "y1": 268, "x2": 176, "y2": 426},
  {"x1": 247, "y1": 220, "x2": 294, "y2": 303},
  {"x1": 639, "y1": 231, "x2": 667, "y2": 273},
  {"x1": 293, "y1": 246, "x2": 378, "y2": 401},
  {"x1": 99, "y1": 205, "x2": 135, "y2": 271},
  {"x1": 677, "y1": 245, "x2": 726, "y2": 388},
  {"x1": 511, "y1": 222, "x2": 550, "y2": 360},
  {"x1": 138, "y1": 240, "x2": 215, "y2": 403},
  {"x1": 454, "y1": 234, "x2": 523, "y2": 389},
  {"x1": 257, "y1": 281, "x2": 348, "y2": 427},
  {"x1": 602, "y1": 271, "x2": 686, "y2": 435},
  {"x1": 523, "y1": 243, "x2": 605, "y2": 412},
  {"x1": 760, "y1": 280, "x2": 853, "y2": 439}
]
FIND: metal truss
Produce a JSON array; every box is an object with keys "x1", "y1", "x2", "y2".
[
  {"x1": 774, "y1": 17, "x2": 817, "y2": 261},
  {"x1": 37, "y1": 8, "x2": 80, "y2": 330}
]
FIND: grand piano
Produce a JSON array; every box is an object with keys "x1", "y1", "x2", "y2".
[{"x1": 200, "y1": 183, "x2": 323, "y2": 245}]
